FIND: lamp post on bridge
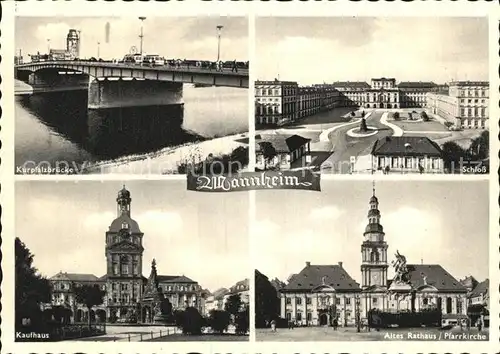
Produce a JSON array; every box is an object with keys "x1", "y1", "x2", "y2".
[
  {"x1": 216, "y1": 25, "x2": 223, "y2": 62},
  {"x1": 97, "y1": 42, "x2": 100, "y2": 60},
  {"x1": 47, "y1": 39, "x2": 51, "y2": 53},
  {"x1": 139, "y1": 17, "x2": 146, "y2": 55}
]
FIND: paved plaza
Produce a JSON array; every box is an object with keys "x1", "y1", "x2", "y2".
[
  {"x1": 256, "y1": 326, "x2": 489, "y2": 342},
  {"x1": 74, "y1": 325, "x2": 179, "y2": 341}
]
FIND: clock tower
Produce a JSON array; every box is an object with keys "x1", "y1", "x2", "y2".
[
  {"x1": 360, "y1": 184, "x2": 388, "y2": 289},
  {"x1": 105, "y1": 186, "x2": 145, "y2": 320}
]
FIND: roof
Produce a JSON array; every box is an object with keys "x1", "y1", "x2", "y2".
[
  {"x1": 332, "y1": 81, "x2": 370, "y2": 88},
  {"x1": 50, "y1": 272, "x2": 102, "y2": 282},
  {"x1": 283, "y1": 264, "x2": 361, "y2": 292},
  {"x1": 255, "y1": 80, "x2": 298, "y2": 86},
  {"x1": 256, "y1": 134, "x2": 311, "y2": 153},
  {"x1": 398, "y1": 81, "x2": 437, "y2": 88},
  {"x1": 371, "y1": 136, "x2": 443, "y2": 157},
  {"x1": 108, "y1": 214, "x2": 142, "y2": 233},
  {"x1": 372, "y1": 77, "x2": 396, "y2": 81},
  {"x1": 405, "y1": 264, "x2": 467, "y2": 292},
  {"x1": 470, "y1": 279, "x2": 489, "y2": 297},
  {"x1": 449, "y1": 81, "x2": 488, "y2": 87},
  {"x1": 228, "y1": 278, "x2": 249, "y2": 293},
  {"x1": 157, "y1": 275, "x2": 197, "y2": 283},
  {"x1": 49, "y1": 49, "x2": 69, "y2": 54}
]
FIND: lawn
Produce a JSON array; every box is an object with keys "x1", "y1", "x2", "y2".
[{"x1": 391, "y1": 120, "x2": 448, "y2": 132}]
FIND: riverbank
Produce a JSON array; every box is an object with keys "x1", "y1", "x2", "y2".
[{"x1": 81, "y1": 133, "x2": 249, "y2": 175}]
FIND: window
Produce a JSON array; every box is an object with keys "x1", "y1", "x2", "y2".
[
  {"x1": 286, "y1": 313, "x2": 291, "y2": 320},
  {"x1": 286, "y1": 298, "x2": 291, "y2": 304},
  {"x1": 296, "y1": 313, "x2": 302, "y2": 321},
  {"x1": 306, "y1": 297, "x2": 312, "y2": 305},
  {"x1": 336, "y1": 298, "x2": 341, "y2": 304},
  {"x1": 346, "y1": 298, "x2": 351, "y2": 305},
  {"x1": 296, "y1": 297, "x2": 302, "y2": 305},
  {"x1": 373, "y1": 298, "x2": 378, "y2": 304},
  {"x1": 307, "y1": 312, "x2": 312, "y2": 321},
  {"x1": 460, "y1": 108, "x2": 465, "y2": 116}
]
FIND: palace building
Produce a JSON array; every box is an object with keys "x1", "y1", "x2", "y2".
[
  {"x1": 255, "y1": 78, "x2": 488, "y2": 130},
  {"x1": 280, "y1": 187, "x2": 471, "y2": 327},
  {"x1": 47, "y1": 186, "x2": 204, "y2": 324}
]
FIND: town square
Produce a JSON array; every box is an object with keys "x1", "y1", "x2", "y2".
[
  {"x1": 254, "y1": 180, "x2": 489, "y2": 341},
  {"x1": 254, "y1": 17, "x2": 489, "y2": 174}
]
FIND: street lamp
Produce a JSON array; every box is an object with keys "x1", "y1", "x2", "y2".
[
  {"x1": 138, "y1": 17, "x2": 146, "y2": 55},
  {"x1": 216, "y1": 25, "x2": 224, "y2": 62},
  {"x1": 97, "y1": 42, "x2": 100, "y2": 60},
  {"x1": 47, "y1": 38, "x2": 51, "y2": 53}
]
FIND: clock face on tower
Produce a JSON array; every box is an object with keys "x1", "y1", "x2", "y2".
[{"x1": 371, "y1": 272, "x2": 380, "y2": 285}]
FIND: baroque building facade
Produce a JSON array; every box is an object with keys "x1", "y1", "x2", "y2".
[
  {"x1": 47, "y1": 186, "x2": 204, "y2": 323},
  {"x1": 255, "y1": 78, "x2": 488, "y2": 130},
  {"x1": 279, "y1": 187, "x2": 471, "y2": 327}
]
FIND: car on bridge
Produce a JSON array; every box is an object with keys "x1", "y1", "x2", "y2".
[
  {"x1": 143, "y1": 54, "x2": 166, "y2": 66},
  {"x1": 122, "y1": 54, "x2": 144, "y2": 64}
]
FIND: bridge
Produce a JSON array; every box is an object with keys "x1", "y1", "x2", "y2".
[{"x1": 15, "y1": 61, "x2": 249, "y2": 109}]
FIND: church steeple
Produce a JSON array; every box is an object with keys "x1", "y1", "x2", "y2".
[
  {"x1": 361, "y1": 182, "x2": 388, "y2": 290},
  {"x1": 117, "y1": 185, "x2": 132, "y2": 217}
]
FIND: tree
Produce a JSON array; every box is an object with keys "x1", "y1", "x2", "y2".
[
  {"x1": 441, "y1": 141, "x2": 467, "y2": 172},
  {"x1": 74, "y1": 284, "x2": 105, "y2": 329},
  {"x1": 235, "y1": 306, "x2": 249, "y2": 335},
  {"x1": 176, "y1": 307, "x2": 203, "y2": 335},
  {"x1": 224, "y1": 294, "x2": 243, "y2": 317},
  {"x1": 469, "y1": 130, "x2": 489, "y2": 160},
  {"x1": 421, "y1": 111, "x2": 430, "y2": 122},
  {"x1": 208, "y1": 309, "x2": 231, "y2": 334},
  {"x1": 393, "y1": 112, "x2": 400, "y2": 121},
  {"x1": 255, "y1": 270, "x2": 281, "y2": 328},
  {"x1": 15, "y1": 237, "x2": 52, "y2": 331},
  {"x1": 258, "y1": 142, "x2": 278, "y2": 170}
]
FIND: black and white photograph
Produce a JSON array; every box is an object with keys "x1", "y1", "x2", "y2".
[
  {"x1": 15, "y1": 181, "x2": 249, "y2": 341},
  {"x1": 254, "y1": 180, "x2": 489, "y2": 341},
  {"x1": 254, "y1": 17, "x2": 489, "y2": 174},
  {"x1": 15, "y1": 17, "x2": 249, "y2": 175}
]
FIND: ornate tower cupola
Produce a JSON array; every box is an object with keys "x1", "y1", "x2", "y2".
[
  {"x1": 117, "y1": 185, "x2": 132, "y2": 217},
  {"x1": 361, "y1": 182, "x2": 389, "y2": 289}
]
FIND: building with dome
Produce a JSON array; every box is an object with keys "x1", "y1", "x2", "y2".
[
  {"x1": 47, "y1": 186, "x2": 204, "y2": 324},
  {"x1": 280, "y1": 185, "x2": 470, "y2": 327}
]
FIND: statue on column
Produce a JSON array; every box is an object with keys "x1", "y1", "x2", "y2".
[{"x1": 360, "y1": 117, "x2": 368, "y2": 132}]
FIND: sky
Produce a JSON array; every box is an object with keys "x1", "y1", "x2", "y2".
[
  {"x1": 256, "y1": 17, "x2": 489, "y2": 85},
  {"x1": 254, "y1": 180, "x2": 489, "y2": 285},
  {"x1": 15, "y1": 17, "x2": 248, "y2": 62},
  {"x1": 15, "y1": 180, "x2": 249, "y2": 293}
]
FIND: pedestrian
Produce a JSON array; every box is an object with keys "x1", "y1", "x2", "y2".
[
  {"x1": 333, "y1": 318, "x2": 338, "y2": 331},
  {"x1": 270, "y1": 319, "x2": 276, "y2": 332},
  {"x1": 232, "y1": 59, "x2": 238, "y2": 73}
]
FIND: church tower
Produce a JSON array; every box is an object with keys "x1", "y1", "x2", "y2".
[
  {"x1": 105, "y1": 186, "x2": 144, "y2": 320},
  {"x1": 360, "y1": 183, "x2": 388, "y2": 289}
]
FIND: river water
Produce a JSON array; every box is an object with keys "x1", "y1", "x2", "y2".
[{"x1": 15, "y1": 86, "x2": 248, "y2": 174}]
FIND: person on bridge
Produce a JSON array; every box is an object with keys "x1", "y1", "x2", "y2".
[
  {"x1": 218, "y1": 60, "x2": 223, "y2": 72},
  {"x1": 231, "y1": 60, "x2": 238, "y2": 73}
]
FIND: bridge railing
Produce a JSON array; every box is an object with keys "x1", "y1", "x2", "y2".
[{"x1": 16, "y1": 61, "x2": 249, "y2": 76}]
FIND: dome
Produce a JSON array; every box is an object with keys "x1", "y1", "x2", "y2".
[
  {"x1": 109, "y1": 214, "x2": 141, "y2": 233},
  {"x1": 369, "y1": 195, "x2": 378, "y2": 203},
  {"x1": 368, "y1": 209, "x2": 380, "y2": 217},
  {"x1": 118, "y1": 186, "x2": 131, "y2": 199},
  {"x1": 364, "y1": 223, "x2": 384, "y2": 233}
]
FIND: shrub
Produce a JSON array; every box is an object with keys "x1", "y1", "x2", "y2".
[
  {"x1": 421, "y1": 111, "x2": 430, "y2": 121},
  {"x1": 393, "y1": 112, "x2": 400, "y2": 120},
  {"x1": 176, "y1": 307, "x2": 204, "y2": 335},
  {"x1": 208, "y1": 310, "x2": 231, "y2": 334}
]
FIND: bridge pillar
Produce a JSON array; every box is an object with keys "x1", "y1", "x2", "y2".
[
  {"x1": 27, "y1": 71, "x2": 90, "y2": 93},
  {"x1": 87, "y1": 78, "x2": 183, "y2": 109}
]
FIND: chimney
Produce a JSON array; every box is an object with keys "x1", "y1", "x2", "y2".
[
  {"x1": 338, "y1": 262, "x2": 343, "y2": 268},
  {"x1": 306, "y1": 261, "x2": 311, "y2": 267}
]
